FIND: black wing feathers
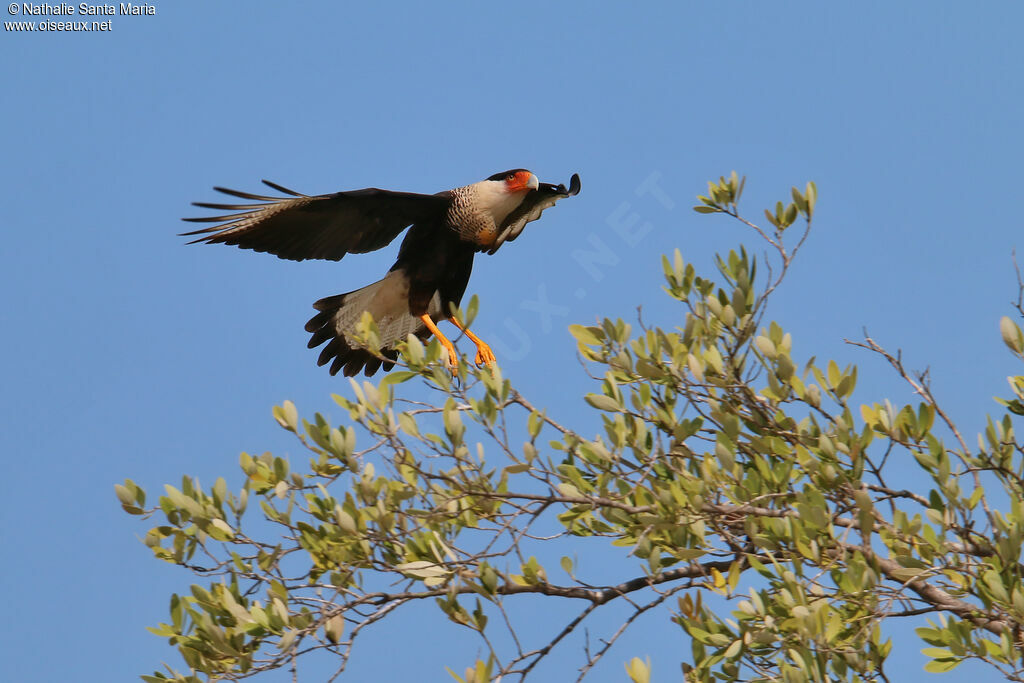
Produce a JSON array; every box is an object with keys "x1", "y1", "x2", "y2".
[{"x1": 182, "y1": 180, "x2": 451, "y2": 262}]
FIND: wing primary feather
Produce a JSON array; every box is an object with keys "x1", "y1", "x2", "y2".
[
  {"x1": 186, "y1": 206, "x2": 260, "y2": 218},
  {"x1": 363, "y1": 358, "x2": 383, "y2": 376},
  {"x1": 191, "y1": 201, "x2": 266, "y2": 210},
  {"x1": 182, "y1": 211, "x2": 257, "y2": 222},
  {"x1": 180, "y1": 224, "x2": 228, "y2": 236},
  {"x1": 262, "y1": 179, "x2": 307, "y2": 197},
  {"x1": 181, "y1": 216, "x2": 232, "y2": 225},
  {"x1": 212, "y1": 186, "x2": 280, "y2": 201}
]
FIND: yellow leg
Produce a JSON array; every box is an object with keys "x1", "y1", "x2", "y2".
[
  {"x1": 448, "y1": 317, "x2": 496, "y2": 367},
  {"x1": 419, "y1": 314, "x2": 459, "y2": 374}
]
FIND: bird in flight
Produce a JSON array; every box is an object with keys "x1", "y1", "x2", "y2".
[{"x1": 182, "y1": 170, "x2": 581, "y2": 376}]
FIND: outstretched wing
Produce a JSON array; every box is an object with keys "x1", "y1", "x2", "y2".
[
  {"x1": 182, "y1": 180, "x2": 452, "y2": 262},
  {"x1": 486, "y1": 173, "x2": 581, "y2": 255}
]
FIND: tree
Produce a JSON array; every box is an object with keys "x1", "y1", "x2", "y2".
[{"x1": 120, "y1": 173, "x2": 1024, "y2": 682}]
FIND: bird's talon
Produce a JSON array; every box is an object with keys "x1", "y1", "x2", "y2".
[{"x1": 444, "y1": 352, "x2": 459, "y2": 376}]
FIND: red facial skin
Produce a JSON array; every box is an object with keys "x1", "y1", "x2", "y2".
[{"x1": 505, "y1": 170, "x2": 536, "y2": 193}]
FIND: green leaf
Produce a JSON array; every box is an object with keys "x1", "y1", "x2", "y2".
[
  {"x1": 396, "y1": 560, "x2": 451, "y2": 580},
  {"x1": 754, "y1": 335, "x2": 777, "y2": 359},
  {"x1": 556, "y1": 482, "x2": 581, "y2": 498},
  {"x1": 889, "y1": 567, "x2": 926, "y2": 581},
  {"x1": 273, "y1": 401, "x2": 299, "y2": 431},
  {"x1": 381, "y1": 371, "x2": 418, "y2": 386},
  {"x1": 1000, "y1": 316, "x2": 1023, "y2": 354},
  {"x1": 465, "y1": 294, "x2": 479, "y2": 327},
  {"x1": 209, "y1": 519, "x2": 235, "y2": 540},
  {"x1": 324, "y1": 614, "x2": 345, "y2": 644},
  {"x1": 399, "y1": 412, "x2": 420, "y2": 438},
  {"x1": 569, "y1": 324, "x2": 603, "y2": 347},
  {"x1": 527, "y1": 410, "x2": 544, "y2": 439},
  {"x1": 625, "y1": 656, "x2": 651, "y2": 683},
  {"x1": 114, "y1": 483, "x2": 134, "y2": 506},
  {"x1": 791, "y1": 186, "x2": 807, "y2": 213},
  {"x1": 584, "y1": 393, "x2": 620, "y2": 412},
  {"x1": 277, "y1": 628, "x2": 299, "y2": 653},
  {"x1": 923, "y1": 658, "x2": 961, "y2": 673}
]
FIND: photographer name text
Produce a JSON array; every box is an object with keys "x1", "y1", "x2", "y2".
[{"x1": 17, "y1": 2, "x2": 155, "y2": 15}]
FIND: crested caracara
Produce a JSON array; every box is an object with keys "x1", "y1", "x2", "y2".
[{"x1": 182, "y1": 170, "x2": 581, "y2": 376}]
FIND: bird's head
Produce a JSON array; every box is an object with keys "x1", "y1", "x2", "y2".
[
  {"x1": 469, "y1": 169, "x2": 542, "y2": 232},
  {"x1": 487, "y1": 169, "x2": 539, "y2": 194}
]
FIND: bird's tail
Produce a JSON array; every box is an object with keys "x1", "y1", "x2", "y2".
[{"x1": 304, "y1": 271, "x2": 421, "y2": 376}]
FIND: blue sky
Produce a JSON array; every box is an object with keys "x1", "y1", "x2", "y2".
[{"x1": 3, "y1": 2, "x2": 1023, "y2": 680}]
